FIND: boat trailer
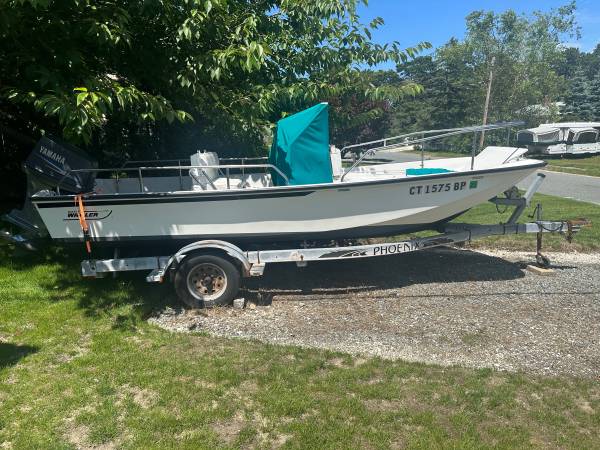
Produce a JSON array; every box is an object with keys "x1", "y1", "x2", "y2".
[{"x1": 76, "y1": 173, "x2": 589, "y2": 308}]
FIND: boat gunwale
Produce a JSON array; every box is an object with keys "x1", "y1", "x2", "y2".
[{"x1": 31, "y1": 160, "x2": 547, "y2": 207}]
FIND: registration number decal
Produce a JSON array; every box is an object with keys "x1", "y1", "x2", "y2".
[{"x1": 409, "y1": 180, "x2": 477, "y2": 195}]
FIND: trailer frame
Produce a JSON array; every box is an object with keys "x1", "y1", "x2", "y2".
[{"x1": 80, "y1": 219, "x2": 584, "y2": 278}]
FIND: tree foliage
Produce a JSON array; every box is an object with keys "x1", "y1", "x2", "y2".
[
  {"x1": 393, "y1": 2, "x2": 579, "y2": 150},
  {"x1": 561, "y1": 45, "x2": 600, "y2": 121},
  {"x1": 0, "y1": 0, "x2": 428, "y2": 155}
]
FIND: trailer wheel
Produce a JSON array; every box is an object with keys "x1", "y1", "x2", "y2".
[{"x1": 174, "y1": 254, "x2": 241, "y2": 308}]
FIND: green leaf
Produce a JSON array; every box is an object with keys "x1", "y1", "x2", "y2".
[{"x1": 76, "y1": 92, "x2": 88, "y2": 106}]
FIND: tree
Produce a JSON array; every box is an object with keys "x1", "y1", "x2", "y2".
[
  {"x1": 562, "y1": 69, "x2": 594, "y2": 120},
  {"x1": 391, "y1": 3, "x2": 579, "y2": 151},
  {"x1": 560, "y1": 44, "x2": 600, "y2": 121},
  {"x1": 0, "y1": 0, "x2": 429, "y2": 200},
  {"x1": 587, "y1": 73, "x2": 600, "y2": 121},
  {"x1": 0, "y1": 0, "x2": 428, "y2": 152},
  {"x1": 327, "y1": 70, "x2": 413, "y2": 148},
  {"x1": 463, "y1": 4, "x2": 578, "y2": 126},
  {"x1": 395, "y1": 40, "x2": 479, "y2": 133}
]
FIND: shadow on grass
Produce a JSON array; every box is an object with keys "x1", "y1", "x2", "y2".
[
  {"x1": 1, "y1": 242, "x2": 177, "y2": 327},
  {"x1": 242, "y1": 247, "x2": 528, "y2": 300},
  {"x1": 0, "y1": 342, "x2": 38, "y2": 369}
]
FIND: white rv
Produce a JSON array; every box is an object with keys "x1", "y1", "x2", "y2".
[{"x1": 517, "y1": 122, "x2": 600, "y2": 156}]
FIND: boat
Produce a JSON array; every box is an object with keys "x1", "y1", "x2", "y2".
[
  {"x1": 516, "y1": 122, "x2": 600, "y2": 156},
  {"x1": 3, "y1": 103, "x2": 546, "y2": 250}
]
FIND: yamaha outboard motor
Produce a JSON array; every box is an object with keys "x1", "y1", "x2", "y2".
[
  {"x1": 24, "y1": 135, "x2": 98, "y2": 194},
  {"x1": 1, "y1": 136, "x2": 97, "y2": 247}
]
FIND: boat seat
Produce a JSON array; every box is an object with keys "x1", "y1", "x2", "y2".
[
  {"x1": 190, "y1": 151, "x2": 220, "y2": 190},
  {"x1": 330, "y1": 145, "x2": 343, "y2": 180},
  {"x1": 239, "y1": 173, "x2": 272, "y2": 189},
  {"x1": 196, "y1": 173, "x2": 272, "y2": 191}
]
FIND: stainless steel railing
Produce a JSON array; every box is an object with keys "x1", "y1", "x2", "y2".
[
  {"x1": 340, "y1": 121, "x2": 525, "y2": 181},
  {"x1": 56, "y1": 163, "x2": 287, "y2": 194}
]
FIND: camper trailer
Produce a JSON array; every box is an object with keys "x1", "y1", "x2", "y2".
[{"x1": 517, "y1": 122, "x2": 600, "y2": 156}]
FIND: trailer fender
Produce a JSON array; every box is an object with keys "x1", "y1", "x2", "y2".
[{"x1": 166, "y1": 240, "x2": 252, "y2": 277}]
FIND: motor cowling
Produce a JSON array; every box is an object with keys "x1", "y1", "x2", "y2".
[{"x1": 24, "y1": 136, "x2": 98, "y2": 194}]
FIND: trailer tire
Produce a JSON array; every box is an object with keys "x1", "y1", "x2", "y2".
[{"x1": 174, "y1": 254, "x2": 241, "y2": 308}]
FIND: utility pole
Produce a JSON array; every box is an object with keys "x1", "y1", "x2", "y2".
[{"x1": 479, "y1": 56, "x2": 495, "y2": 150}]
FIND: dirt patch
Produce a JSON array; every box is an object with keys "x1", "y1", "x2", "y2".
[
  {"x1": 124, "y1": 335, "x2": 153, "y2": 349},
  {"x1": 328, "y1": 357, "x2": 346, "y2": 368},
  {"x1": 353, "y1": 357, "x2": 368, "y2": 367},
  {"x1": 195, "y1": 379, "x2": 217, "y2": 389},
  {"x1": 272, "y1": 433, "x2": 293, "y2": 448},
  {"x1": 327, "y1": 356, "x2": 367, "y2": 368},
  {"x1": 576, "y1": 398, "x2": 595, "y2": 414},
  {"x1": 117, "y1": 384, "x2": 159, "y2": 409},
  {"x1": 486, "y1": 376, "x2": 506, "y2": 388},
  {"x1": 209, "y1": 405, "x2": 296, "y2": 447},
  {"x1": 132, "y1": 388, "x2": 158, "y2": 409},
  {"x1": 55, "y1": 333, "x2": 91, "y2": 364},
  {"x1": 211, "y1": 411, "x2": 247, "y2": 445},
  {"x1": 63, "y1": 423, "x2": 116, "y2": 450},
  {"x1": 363, "y1": 399, "x2": 406, "y2": 412},
  {"x1": 363, "y1": 376, "x2": 384, "y2": 385},
  {"x1": 239, "y1": 380, "x2": 259, "y2": 394},
  {"x1": 4, "y1": 374, "x2": 18, "y2": 385}
]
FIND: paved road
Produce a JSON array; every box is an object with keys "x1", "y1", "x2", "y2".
[
  {"x1": 518, "y1": 171, "x2": 600, "y2": 205},
  {"x1": 372, "y1": 150, "x2": 600, "y2": 205}
]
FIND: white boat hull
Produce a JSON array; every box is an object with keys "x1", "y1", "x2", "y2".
[{"x1": 32, "y1": 164, "x2": 543, "y2": 245}]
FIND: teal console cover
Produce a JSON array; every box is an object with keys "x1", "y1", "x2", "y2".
[{"x1": 268, "y1": 103, "x2": 333, "y2": 186}]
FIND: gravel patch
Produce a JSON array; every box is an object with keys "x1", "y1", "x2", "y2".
[{"x1": 149, "y1": 247, "x2": 600, "y2": 378}]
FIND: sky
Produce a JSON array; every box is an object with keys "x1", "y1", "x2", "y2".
[{"x1": 357, "y1": 0, "x2": 600, "y2": 57}]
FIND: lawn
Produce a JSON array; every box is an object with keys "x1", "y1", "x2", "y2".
[
  {"x1": 544, "y1": 154, "x2": 600, "y2": 178},
  {"x1": 1, "y1": 200, "x2": 600, "y2": 448}
]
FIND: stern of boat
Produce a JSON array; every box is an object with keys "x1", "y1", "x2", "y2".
[{"x1": 1, "y1": 136, "x2": 97, "y2": 248}]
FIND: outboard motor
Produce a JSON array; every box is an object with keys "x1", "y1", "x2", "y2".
[
  {"x1": 24, "y1": 136, "x2": 98, "y2": 193},
  {"x1": 2, "y1": 136, "x2": 97, "y2": 246}
]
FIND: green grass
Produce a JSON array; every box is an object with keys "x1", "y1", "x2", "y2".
[
  {"x1": 1, "y1": 233, "x2": 600, "y2": 448},
  {"x1": 544, "y1": 154, "x2": 600, "y2": 177}
]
